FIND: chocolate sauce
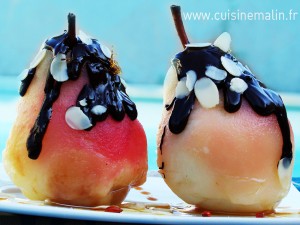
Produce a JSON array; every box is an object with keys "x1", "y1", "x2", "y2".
[
  {"x1": 159, "y1": 126, "x2": 166, "y2": 154},
  {"x1": 158, "y1": 161, "x2": 165, "y2": 170},
  {"x1": 19, "y1": 31, "x2": 137, "y2": 160},
  {"x1": 158, "y1": 125, "x2": 166, "y2": 170},
  {"x1": 165, "y1": 98, "x2": 176, "y2": 111},
  {"x1": 168, "y1": 92, "x2": 195, "y2": 134},
  {"x1": 167, "y1": 46, "x2": 293, "y2": 166},
  {"x1": 27, "y1": 75, "x2": 62, "y2": 159}
]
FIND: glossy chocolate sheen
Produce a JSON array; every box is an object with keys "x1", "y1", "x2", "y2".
[
  {"x1": 165, "y1": 46, "x2": 293, "y2": 166},
  {"x1": 20, "y1": 32, "x2": 137, "y2": 159}
]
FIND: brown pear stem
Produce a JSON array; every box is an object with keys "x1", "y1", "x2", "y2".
[
  {"x1": 68, "y1": 13, "x2": 76, "y2": 46},
  {"x1": 171, "y1": 5, "x2": 189, "y2": 48}
]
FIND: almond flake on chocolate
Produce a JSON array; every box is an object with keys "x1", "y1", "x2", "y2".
[
  {"x1": 65, "y1": 106, "x2": 92, "y2": 130},
  {"x1": 195, "y1": 77, "x2": 219, "y2": 108},
  {"x1": 214, "y1": 32, "x2": 231, "y2": 52},
  {"x1": 29, "y1": 47, "x2": 46, "y2": 68},
  {"x1": 186, "y1": 70, "x2": 197, "y2": 91},
  {"x1": 229, "y1": 77, "x2": 248, "y2": 93},
  {"x1": 205, "y1": 65, "x2": 227, "y2": 81},
  {"x1": 78, "y1": 30, "x2": 93, "y2": 45},
  {"x1": 50, "y1": 53, "x2": 69, "y2": 82},
  {"x1": 221, "y1": 56, "x2": 242, "y2": 76},
  {"x1": 100, "y1": 42, "x2": 112, "y2": 58},
  {"x1": 91, "y1": 105, "x2": 107, "y2": 115},
  {"x1": 175, "y1": 77, "x2": 189, "y2": 99},
  {"x1": 185, "y1": 43, "x2": 211, "y2": 48}
]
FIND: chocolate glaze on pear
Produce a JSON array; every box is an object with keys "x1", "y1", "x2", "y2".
[
  {"x1": 160, "y1": 5, "x2": 292, "y2": 168},
  {"x1": 20, "y1": 14, "x2": 137, "y2": 159},
  {"x1": 5, "y1": 13, "x2": 147, "y2": 207},
  {"x1": 157, "y1": 6, "x2": 294, "y2": 213}
]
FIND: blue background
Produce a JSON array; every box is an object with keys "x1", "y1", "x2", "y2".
[{"x1": 0, "y1": 0, "x2": 299, "y2": 92}]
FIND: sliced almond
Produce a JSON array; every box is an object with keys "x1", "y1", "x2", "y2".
[
  {"x1": 205, "y1": 65, "x2": 227, "y2": 81},
  {"x1": 79, "y1": 98, "x2": 87, "y2": 107},
  {"x1": 221, "y1": 56, "x2": 242, "y2": 76},
  {"x1": 19, "y1": 69, "x2": 30, "y2": 81},
  {"x1": 186, "y1": 70, "x2": 197, "y2": 91},
  {"x1": 65, "y1": 106, "x2": 92, "y2": 130},
  {"x1": 29, "y1": 47, "x2": 46, "y2": 68},
  {"x1": 214, "y1": 32, "x2": 231, "y2": 52},
  {"x1": 91, "y1": 105, "x2": 107, "y2": 115},
  {"x1": 175, "y1": 77, "x2": 189, "y2": 99},
  {"x1": 185, "y1": 43, "x2": 211, "y2": 48},
  {"x1": 195, "y1": 77, "x2": 219, "y2": 108},
  {"x1": 50, "y1": 53, "x2": 69, "y2": 82},
  {"x1": 229, "y1": 78, "x2": 248, "y2": 93},
  {"x1": 100, "y1": 42, "x2": 112, "y2": 58},
  {"x1": 163, "y1": 66, "x2": 177, "y2": 104},
  {"x1": 78, "y1": 30, "x2": 93, "y2": 45}
]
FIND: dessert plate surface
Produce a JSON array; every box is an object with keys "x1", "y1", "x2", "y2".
[{"x1": 0, "y1": 164, "x2": 299, "y2": 224}]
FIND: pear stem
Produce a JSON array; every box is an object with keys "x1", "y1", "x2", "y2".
[
  {"x1": 171, "y1": 5, "x2": 189, "y2": 48},
  {"x1": 68, "y1": 13, "x2": 76, "y2": 46}
]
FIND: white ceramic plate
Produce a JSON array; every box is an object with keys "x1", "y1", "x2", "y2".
[{"x1": 0, "y1": 165, "x2": 299, "y2": 224}]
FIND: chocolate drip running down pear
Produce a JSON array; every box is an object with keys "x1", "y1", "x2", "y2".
[
  {"x1": 19, "y1": 13, "x2": 137, "y2": 159},
  {"x1": 164, "y1": 5, "x2": 292, "y2": 167}
]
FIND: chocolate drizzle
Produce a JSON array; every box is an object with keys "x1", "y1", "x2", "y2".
[
  {"x1": 168, "y1": 92, "x2": 195, "y2": 134},
  {"x1": 19, "y1": 15, "x2": 137, "y2": 160},
  {"x1": 27, "y1": 75, "x2": 62, "y2": 159},
  {"x1": 159, "y1": 126, "x2": 167, "y2": 154},
  {"x1": 166, "y1": 46, "x2": 293, "y2": 166}
]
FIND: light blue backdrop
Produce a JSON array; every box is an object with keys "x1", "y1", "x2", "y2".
[{"x1": 0, "y1": 0, "x2": 299, "y2": 92}]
